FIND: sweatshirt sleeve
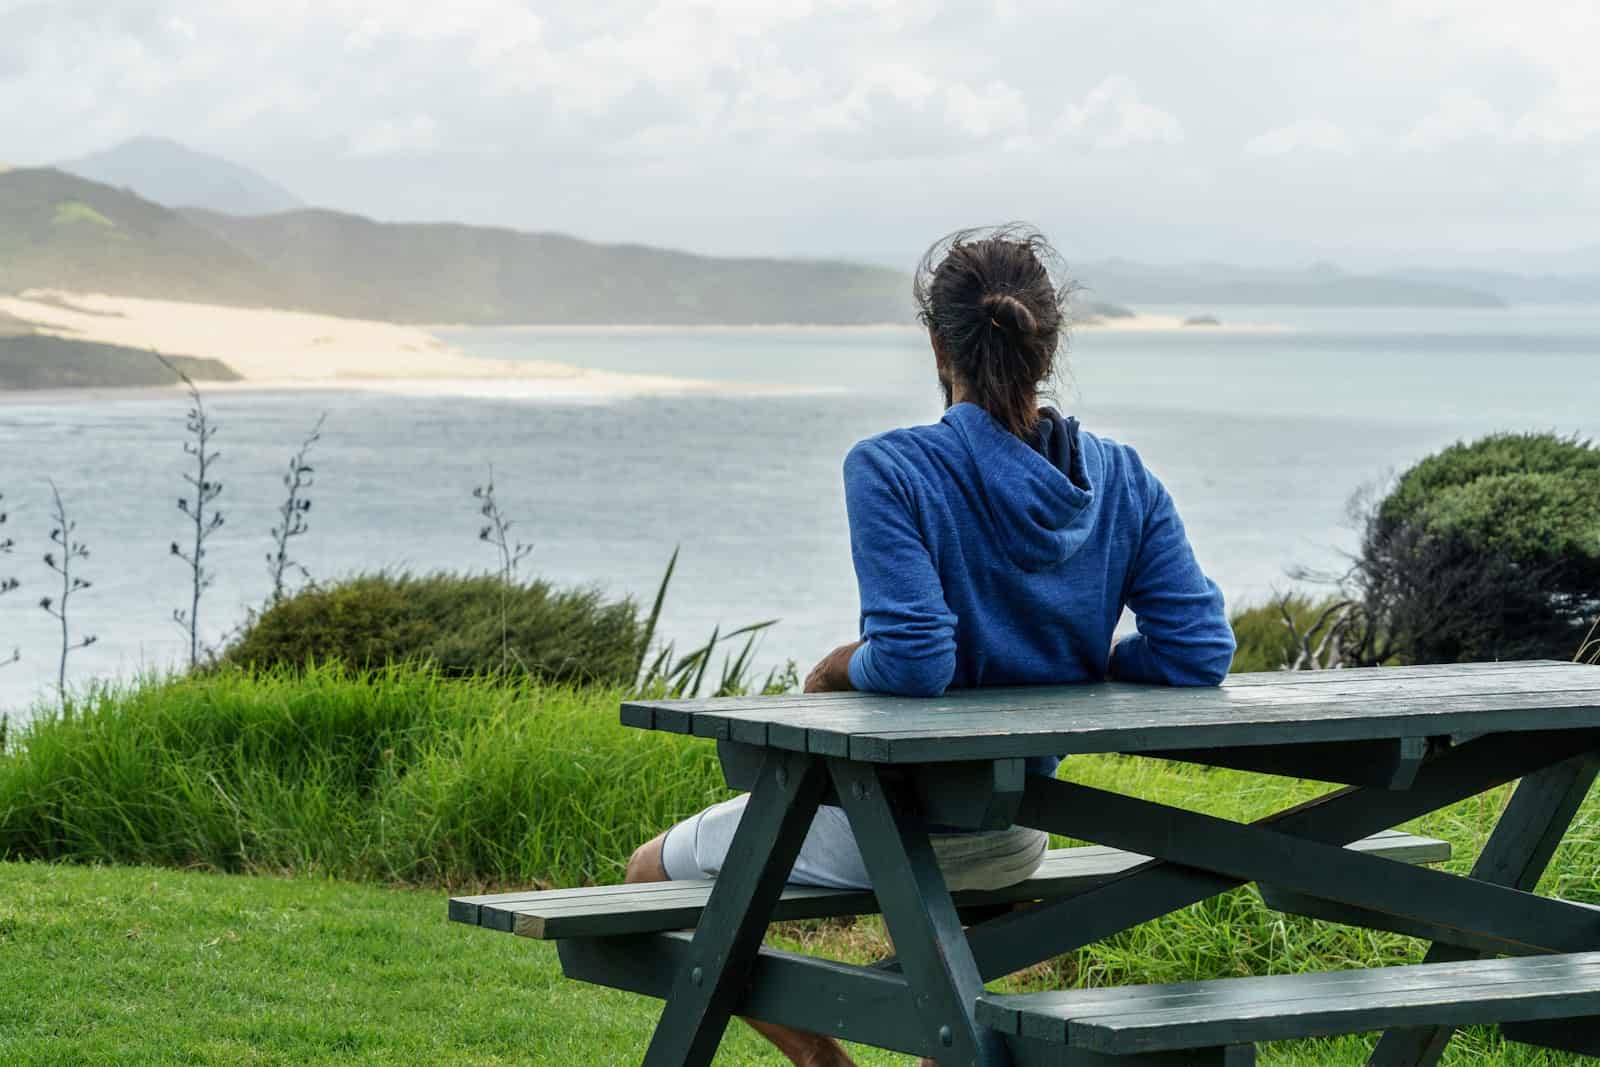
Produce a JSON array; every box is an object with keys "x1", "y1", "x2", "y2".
[
  {"x1": 1109, "y1": 462, "x2": 1236, "y2": 687},
  {"x1": 842, "y1": 441, "x2": 958, "y2": 698}
]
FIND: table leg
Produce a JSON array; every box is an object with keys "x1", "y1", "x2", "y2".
[
  {"x1": 831, "y1": 758, "x2": 1010, "y2": 1067},
  {"x1": 642, "y1": 748, "x2": 828, "y2": 1067},
  {"x1": 1367, "y1": 751, "x2": 1600, "y2": 1067}
]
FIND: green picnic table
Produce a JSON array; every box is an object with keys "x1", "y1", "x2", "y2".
[{"x1": 451, "y1": 660, "x2": 1600, "y2": 1065}]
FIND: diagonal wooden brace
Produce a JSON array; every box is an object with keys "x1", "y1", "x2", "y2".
[
  {"x1": 959, "y1": 728, "x2": 1600, "y2": 982},
  {"x1": 1019, "y1": 778, "x2": 1600, "y2": 958},
  {"x1": 641, "y1": 748, "x2": 828, "y2": 1067}
]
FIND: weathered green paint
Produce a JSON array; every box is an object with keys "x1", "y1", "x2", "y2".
[
  {"x1": 1368, "y1": 750, "x2": 1600, "y2": 1067},
  {"x1": 1017, "y1": 777, "x2": 1600, "y2": 958},
  {"x1": 957, "y1": 729, "x2": 1599, "y2": 982},
  {"x1": 979, "y1": 951, "x2": 1600, "y2": 1054},
  {"x1": 623, "y1": 662, "x2": 1600, "y2": 764},
  {"x1": 558, "y1": 931, "x2": 939, "y2": 1057},
  {"x1": 1147, "y1": 735, "x2": 1433, "y2": 789},
  {"x1": 449, "y1": 830, "x2": 1447, "y2": 939},
  {"x1": 831, "y1": 757, "x2": 1007, "y2": 1066},
  {"x1": 641, "y1": 748, "x2": 827, "y2": 1067}
]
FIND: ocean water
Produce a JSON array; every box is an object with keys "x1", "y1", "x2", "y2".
[{"x1": 1, "y1": 305, "x2": 1597, "y2": 717}]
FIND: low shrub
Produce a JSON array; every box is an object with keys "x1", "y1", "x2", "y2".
[
  {"x1": 0, "y1": 665, "x2": 729, "y2": 889},
  {"x1": 1354, "y1": 433, "x2": 1600, "y2": 664},
  {"x1": 220, "y1": 571, "x2": 644, "y2": 687},
  {"x1": 1228, "y1": 594, "x2": 1350, "y2": 673}
]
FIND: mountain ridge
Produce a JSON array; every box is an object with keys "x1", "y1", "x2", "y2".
[
  {"x1": 56, "y1": 137, "x2": 303, "y2": 217},
  {"x1": 7, "y1": 164, "x2": 1588, "y2": 322}
]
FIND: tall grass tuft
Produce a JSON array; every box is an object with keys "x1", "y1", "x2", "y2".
[
  {"x1": 0, "y1": 664, "x2": 730, "y2": 889},
  {"x1": 632, "y1": 547, "x2": 794, "y2": 698}
]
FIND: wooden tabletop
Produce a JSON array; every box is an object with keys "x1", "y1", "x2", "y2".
[{"x1": 622, "y1": 660, "x2": 1600, "y2": 763}]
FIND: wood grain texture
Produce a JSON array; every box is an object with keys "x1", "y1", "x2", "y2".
[
  {"x1": 620, "y1": 662, "x2": 1600, "y2": 763},
  {"x1": 977, "y1": 951, "x2": 1600, "y2": 1054}
]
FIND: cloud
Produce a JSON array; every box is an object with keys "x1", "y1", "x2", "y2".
[
  {"x1": 1244, "y1": 118, "x2": 1354, "y2": 158},
  {"x1": 1406, "y1": 90, "x2": 1507, "y2": 149},
  {"x1": 1055, "y1": 76, "x2": 1184, "y2": 149},
  {"x1": 345, "y1": 115, "x2": 439, "y2": 159},
  {"x1": 5, "y1": 0, "x2": 1600, "y2": 264}
]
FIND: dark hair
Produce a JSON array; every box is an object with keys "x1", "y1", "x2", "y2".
[{"x1": 913, "y1": 223, "x2": 1074, "y2": 438}]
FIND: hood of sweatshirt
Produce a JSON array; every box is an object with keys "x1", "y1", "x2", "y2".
[{"x1": 942, "y1": 401, "x2": 1096, "y2": 572}]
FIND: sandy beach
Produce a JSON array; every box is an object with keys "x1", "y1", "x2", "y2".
[{"x1": 0, "y1": 290, "x2": 723, "y2": 396}]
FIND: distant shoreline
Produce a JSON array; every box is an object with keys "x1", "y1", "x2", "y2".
[
  {"x1": 0, "y1": 289, "x2": 1292, "y2": 395},
  {"x1": 428, "y1": 313, "x2": 1292, "y2": 334}
]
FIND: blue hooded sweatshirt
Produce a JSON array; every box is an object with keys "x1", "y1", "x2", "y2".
[{"x1": 844, "y1": 403, "x2": 1236, "y2": 777}]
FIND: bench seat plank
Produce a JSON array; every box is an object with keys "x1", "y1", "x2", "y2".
[
  {"x1": 449, "y1": 830, "x2": 1448, "y2": 939},
  {"x1": 977, "y1": 951, "x2": 1600, "y2": 1055}
]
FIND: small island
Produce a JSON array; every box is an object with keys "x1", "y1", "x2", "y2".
[{"x1": 1183, "y1": 313, "x2": 1222, "y2": 327}]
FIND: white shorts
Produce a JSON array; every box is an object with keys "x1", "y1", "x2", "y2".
[{"x1": 659, "y1": 793, "x2": 1049, "y2": 892}]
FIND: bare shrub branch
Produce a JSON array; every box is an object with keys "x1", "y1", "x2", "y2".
[
  {"x1": 39, "y1": 479, "x2": 96, "y2": 697},
  {"x1": 268, "y1": 413, "x2": 326, "y2": 605}
]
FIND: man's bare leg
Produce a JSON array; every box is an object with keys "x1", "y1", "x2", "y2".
[{"x1": 625, "y1": 833, "x2": 859, "y2": 1067}]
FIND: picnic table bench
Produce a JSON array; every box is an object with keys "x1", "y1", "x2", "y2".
[{"x1": 451, "y1": 660, "x2": 1600, "y2": 1065}]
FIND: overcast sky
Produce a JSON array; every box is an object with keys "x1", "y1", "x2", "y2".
[{"x1": 6, "y1": 0, "x2": 1599, "y2": 269}]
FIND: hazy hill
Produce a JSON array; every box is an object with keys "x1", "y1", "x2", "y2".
[
  {"x1": 0, "y1": 168, "x2": 282, "y2": 304},
  {"x1": 56, "y1": 137, "x2": 302, "y2": 217},
  {"x1": 1383, "y1": 267, "x2": 1600, "y2": 305},
  {"x1": 0, "y1": 168, "x2": 912, "y2": 325},
  {"x1": 180, "y1": 208, "x2": 913, "y2": 325},
  {"x1": 1075, "y1": 258, "x2": 1504, "y2": 308},
  {"x1": 7, "y1": 165, "x2": 1567, "y2": 326}
]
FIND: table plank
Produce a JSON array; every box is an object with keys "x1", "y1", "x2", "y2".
[
  {"x1": 628, "y1": 661, "x2": 1577, "y2": 719},
  {"x1": 849, "y1": 687, "x2": 1600, "y2": 762},
  {"x1": 621, "y1": 663, "x2": 1600, "y2": 763}
]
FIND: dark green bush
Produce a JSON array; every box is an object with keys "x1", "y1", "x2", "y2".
[
  {"x1": 221, "y1": 571, "x2": 644, "y2": 687},
  {"x1": 1356, "y1": 433, "x2": 1600, "y2": 664}
]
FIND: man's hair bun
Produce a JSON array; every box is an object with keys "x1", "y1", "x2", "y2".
[
  {"x1": 913, "y1": 223, "x2": 1074, "y2": 438},
  {"x1": 980, "y1": 292, "x2": 1039, "y2": 339}
]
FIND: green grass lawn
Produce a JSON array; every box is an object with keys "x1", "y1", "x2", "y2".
[
  {"x1": 0, "y1": 859, "x2": 1582, "y2": 1065},
  {"x1": 3, "y1": 670, "x2": 1594, "y2": 1063}
]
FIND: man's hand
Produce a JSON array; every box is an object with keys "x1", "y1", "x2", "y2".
[{"x1": 804, "y1": 640, "x2": 863, "y2": 694}]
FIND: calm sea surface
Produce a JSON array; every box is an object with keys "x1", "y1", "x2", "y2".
[{"x1": 2, "y1": 305, "x2": 1598, "y2": 717}]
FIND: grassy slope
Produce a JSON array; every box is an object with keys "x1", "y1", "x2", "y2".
[{"x1": 0, "y1": 169, "x2": 282, "y2": 305}]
